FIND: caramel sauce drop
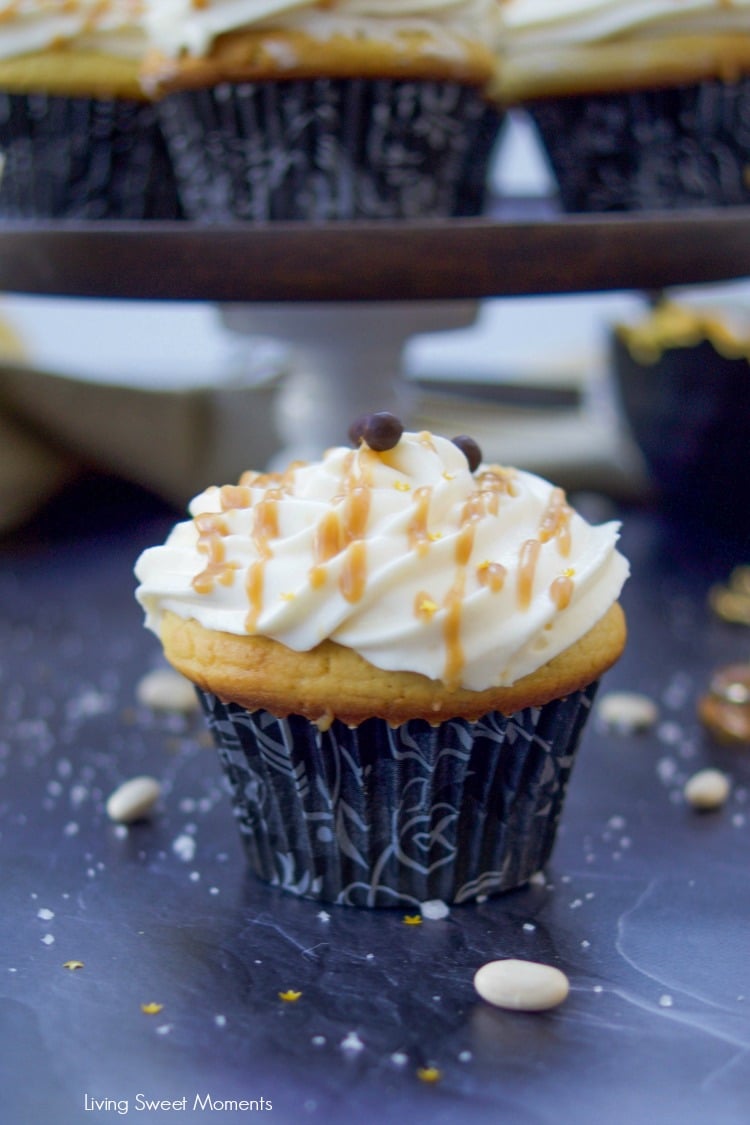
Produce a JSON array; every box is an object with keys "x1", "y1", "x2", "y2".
[
  {"x1": 443, "y1": 581, "x2": 466, "y2": 690},
  {"x1": 478, "y1": 562, "x2": 507, "y2": 593},
  {"x1": 340, "y1": 540, "x2": 368, "y2": 604},
  {"x1": 550, "y1": 574, "x2": 574, "y2": 610},
  {"x1": 518, "y1": 539, "x2": 541, "y2": 610},
  {"x1": 219, "y1": 484, "x2": 252, "y2": 510},
  {"x1": 245, "y1": 560, "x2": 265, "y2": 632},
  {"x1": 314, "y1": 510, "x2": 345, "y2": 565}
]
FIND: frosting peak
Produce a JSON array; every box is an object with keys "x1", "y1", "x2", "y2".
[{"x1": 135, "y1": 431, "x2": 629, "y2": 691}]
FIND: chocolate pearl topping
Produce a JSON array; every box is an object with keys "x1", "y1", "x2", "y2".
[
  {"x1": 452, "y1": 435, "x2": 482, "y2": 473},
  {"x1": 349, "y1": 412, "x2": 404, "y2": 453}
]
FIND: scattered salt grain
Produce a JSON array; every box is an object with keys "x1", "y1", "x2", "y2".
[
  {"x1": 390, "y1": 1052, "x2": 408, "y2": 1067},
  {"x1": 657, "y1": 721, "x2": 683, "y2": 746},
  {"x1": 106, "y1": 776, "x2": 161, "y2": 824},
  {"x1": 172, "y1": 834, "x2": 196, "y2": 863},
  {"x1": 317, "y1": 910, "x2": 331, "y2": 923},
  {"x1": 136, "y1": 668, "x2": 198, "y2": 713},
  {"x1": 684, "y1": 769, "x2": 731, "y2": 811},
  {"x1": 37, "y1": 908, "x2": 54, "y2": 921},
  {"x1": 598, "y1": 691, "x2": 659, "y2": 732},
  {"x1": 522, "y1": 923, "x2": 536, "y2": 933},
  {"x1": 41, "y1": 934, "x2": 55, "y2": 946},
  {"x1": 659, "y1": 995, "x2": 674, "y2": 1008},
  {"x1": 474, "y1": 959, "x2": 569, "y2": 1012},
  {"x1": 340, "y1": 1032, "x2": 364, "y2": 1054}
]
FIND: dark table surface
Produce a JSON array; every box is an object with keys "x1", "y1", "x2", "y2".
[{"x1": 2, "y1": 476, "x2": 749, "y2": 1125}]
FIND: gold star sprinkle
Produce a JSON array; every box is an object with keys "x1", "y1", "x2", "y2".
[
  {"x1": 394, "y1": 480, "x2": 411, "y2": 492},
  {"x1": 403, "y1": 914, "x2": 423, "y2": 926},
  {"x1": 418, "y1": 598, "x2": 438, "y2": 617},
  {"x1": 141, "y1": 1002, "x2": 164, "y2": 1015},
  {"x1": 417, "y1": 1067, "x2": 442, "y2": 1083},
  {"x1": 278, "y1": 989, "x2": 302, "y2": 1002},
  {"x1": 62, "y1": 960, "x2": 84, "y2": 971},
  {"x1": 562, "y1": 567, "x2": 576, "y2": 577}
]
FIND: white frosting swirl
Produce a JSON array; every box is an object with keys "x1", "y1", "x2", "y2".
[
  {"x1": 0, "y1": 0, "x2": 145, "y2": 61},
  {"x1": 500, "y1": 0, "x2": 750, "y2": 47},
  {"x1": 142, "y1": 0, "x2": 504, "y2": 58},
  {"x1": 135, "y1": 431, "x2": 628, "y2": 692}
]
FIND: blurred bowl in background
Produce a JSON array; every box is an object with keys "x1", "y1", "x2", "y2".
[{"x1": 611, "y1": 300, "x2": 750, "y2": 542}]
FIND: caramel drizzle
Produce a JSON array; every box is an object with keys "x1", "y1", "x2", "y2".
[
  {"x1": 408, "y1": 469, "x2": 518, "y2": 687},
  {"x1": 191, "y1": 514, "x2": 238, "y2": 594},
  {"x1": 309, "y1": 449, "x2": 373, "y2": 603},
  {"x1": 245, "y1": 488, "x2": 282, "y2": 631},
  {"x1": 538, "y1": 486, "x2": 573, "y2": 556},
  {"x1": 443, "y1": 522, "x2": 477, "y2": 688},
  {"x1": 408, "y1": 486, "x2": 433, "y2": 556}
]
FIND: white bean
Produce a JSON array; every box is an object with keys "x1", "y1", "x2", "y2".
[
  {"x1": 684, "y1": 768, "x2": 730, "y2": 811},
  {"x1": 473, "y1": 959, "x2": 569, "y2": 1012},
  {"x1": 598, "y1": 691, "x2": 659, "y2": 732},
  {"x1": 136, "y1": 668, "x2": 198, "y2": 712},
  {"x1": 106, "y1": 776, "x2": 162, "y2": 823}
]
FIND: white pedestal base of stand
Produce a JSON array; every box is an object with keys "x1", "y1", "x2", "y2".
[{"x1": 220, "y1": 301, "x2": 479, "y2": 465}]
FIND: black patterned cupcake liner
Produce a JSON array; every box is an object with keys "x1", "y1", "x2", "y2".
[
  {"x1": 0, "y1": 92, "x2": 182, "y2": 219},
  {"x1": 528, "y1": 77, "x2": 750, "y2": 212},
  {"x1": 198, "y1": 683, "x2": 598, "y2": 908},
  {"x1": 156, "y1": 77, "x2": 502, "y2": 222}
]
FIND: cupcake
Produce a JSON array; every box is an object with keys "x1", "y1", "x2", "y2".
[
  {"x1": 0, "y1": 0, "x2": 181, "y2": 219},
  {"x1": 135, "y1": 413, "x2": 628, "y2": 907},
  {"x1": 496, "y1": 0, "x2": 750, "y2": 211},
  {"x1": 140, "y1": 0, "x2": 505, "y2": 221},
  {"x1": 612, "y1": 298, "x2": 750, "y2": 539}
]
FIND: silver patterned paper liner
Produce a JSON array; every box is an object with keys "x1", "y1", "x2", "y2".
[
  {"x1": 198, "y1": 684, "x2": 598, "y2": 908},
  {"x1": 0, "y1": 93, "x2": 182, "y2": 219},
  {"x1": 156, "y1": 77, "x2": 502, "y2": 222},
  {"x1": 528, "y1": 78, "x2": 750, "y2": 212}
]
